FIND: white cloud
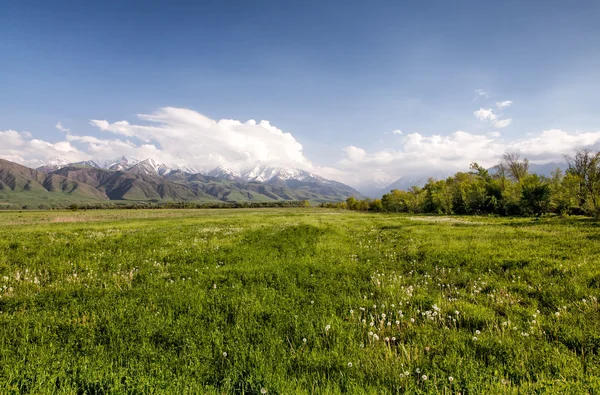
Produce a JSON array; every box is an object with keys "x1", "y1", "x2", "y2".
[
  {"x1": 492, "y1": 119, "x2": 512, "y2": 128},
  {"x1": 496, "y1": 100, "x2": 513, "y2": 108},
  {"x1": 392, "y1": 129, "x2": 403, "y2": 135},
  {"x1": 55, "y1": 122, "x2": 71, "y2": 133},
  {"x1": 474, "y1": 108, "x2": 512, "y2": 129},
  {"x1": 0, "y1": 129, "x2": 89, "y2": 168},
  {"x1": 2, "y1": 107, "x2": 313, "y2": 172},
  {"x1": 474, "y1": 108, "x2": 498, "y2": 122},
  {"x1": 3, "y1": 106, "x2": 600, "y2": 190},
  {"x1": 475, "y1": 89, "x2": 491, "y2": 98},
  {"x1": 88, "y1": 107, "x2": 312, "y2": 170},
  {"x1": 337, "y1": 129, "x2": 600, "y2": 187}
]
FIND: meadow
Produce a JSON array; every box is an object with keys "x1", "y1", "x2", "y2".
[{"x1": 0, "y1": 208, "x2": 599, "y2": 394}]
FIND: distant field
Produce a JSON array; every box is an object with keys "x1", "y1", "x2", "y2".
[{"x1": 0, "y1": 209, "x2": 599, "y2": 393}]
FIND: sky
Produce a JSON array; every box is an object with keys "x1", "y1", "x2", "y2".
[{"x1": 1, "y1": 0, "x2": 600, "y2": 188}]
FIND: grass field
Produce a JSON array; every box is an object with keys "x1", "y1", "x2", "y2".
[{"x1": 0, "y1": 209, "x2": 599, "y2": 394}]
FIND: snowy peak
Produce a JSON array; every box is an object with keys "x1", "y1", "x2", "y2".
[
  {"x1": 104, "y1": 156, "x2": 137, "y2": 171},
  {"x1": 207, "y1": 165, "x2": 241, "y2": 180},
  {"x1": 125, "y1": 158, "x2": 172, "y2": 176},
  {"x1": 37, "y1": 157, "x2": 88, "y2": 172}
]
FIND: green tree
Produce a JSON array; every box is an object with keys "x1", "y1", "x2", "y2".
[{"x1": 519, "y1": 174, "x2": 551, "y2": 216}]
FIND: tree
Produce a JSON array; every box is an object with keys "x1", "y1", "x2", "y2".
[
  {"x1": 565, "y1": 150, "x2": 600, "y2": 217},
  {"x1": 501, "y1": 152, "x2": 529, "y2": 183},
  {"x1": 519, "y1": 175, "x2": 551, "y2": 216}
]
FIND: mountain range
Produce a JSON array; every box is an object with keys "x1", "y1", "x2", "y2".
[{"x1": 0, "y1": 157, "x2": 364, "y2": 208}]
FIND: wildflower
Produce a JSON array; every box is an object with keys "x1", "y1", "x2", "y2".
[
  {"x1": 455, "y1": 310, "x2": 459, "y2": 315},
  {"x1": 395, "y1": 320, "x2": 400, "y2": 325},
  {"x1": 373, "y1": 334, "x2": 380, "y2": 341},
  {"x1": 370, "y1": 322, "x2": 375, "y2": 327},
  {"x1": 350, "y1": 309, "x2": 354, "y2": 314},
  {"x1": 302, "y1": 338, "x2": 307, "y2": 343},
  {"x1": 391, "y1": 337, "x2": 396, "y2": 341},
  {"x1": 410, "y1": 318, "x2": 415, "y2": 323},
  {"x1": 310, "y1": 300, "x2": 314, "y2": 305},
  {"x1": 387, "y1": 322, "x2": 391, "y2": 327},
  {"x1": 475, "y1": 330, "x2": 481, "y2": 335},
  {"x1": 416, "y1": 368, "x2": 420, "y2": 373},
  {"x1": 473, "y1": 336, "x2": 478, "y2": 341},
  {"x1": 422, "y1": 375, "x2": 428, "y2": 381},
  {"x1": 399, "y1": 374, "x2": 404, "y2": 378},
  {"x1": 261, "y1": 389, "x2": 267, "y2": 394},
  {"x1": 381, "y1": 313, "x2": 386, "y2": 319},
  {"x1": 405, "y1": 371, "x2": 410, "y2": 376},
  {"x1": 325, "y1": 324, "x2": 331, "y2": 332},
  {"x1": 347, "y1": 362, "x2": 352, "y2": 367},
  {"x1": 373, "y1": 305, "x2": 377, "y2": 309},
  {"x1": 555, "y1": 312, "x2": 560, "y2": 317},
  {"x1": 212, "y1": 283, "x2": 217, "y2": 289},
  {"x1": 425, "y1": 346, "x2": 430, "y2": 351},
  {"x1": 223, "y1": 352, "x2": 227, "y2": 357},
  {"x1": 384, "y1": 337, "x2": 390, "y2": 342},
  {"x1": 449, "y1": 376, "x2": 454, "y2": 382}
]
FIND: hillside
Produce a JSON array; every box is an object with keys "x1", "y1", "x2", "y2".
[
  {"x1": 0, "y1": 159, "x2": 109, "y2": 208},
  {"x1": 0, "y1": 159, "x2": 364, "y2": 207}
]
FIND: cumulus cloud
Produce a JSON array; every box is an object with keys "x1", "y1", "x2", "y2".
[
  {"x1": 336, "y1": 129, "x2": 600, "y2": 186},
  {"x1": 474, "y1": 108, "x2": 498, "y2": 122},
  {"x1": 392, "y1": 129, "x2": 403, "y2": 135},
  {"x1": 4, "y1": 106, "x2": 600, "y2": 189},
  {"x1": 474, "y1": 107, "x2": 512, "y2": 129},
  {"x1": 2, "y1": 107, "x2": 313, "y2": 172},
  {"x1": 0, "y1": 129, "x2": 89, "y2": 167},
  {"x1": 496, "y1": 100, "x2": 513, "y2": 108}
]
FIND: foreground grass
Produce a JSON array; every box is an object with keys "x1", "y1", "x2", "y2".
[{"x1": 0, "y1": 209, "x2": 599, "y2": 394}]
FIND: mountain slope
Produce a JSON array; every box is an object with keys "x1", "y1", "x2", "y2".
[
  {"x1": 52, "y1": 167, "x2": 219, "y2": 202},
  {"x1": 3, "y1": 158, "x2": 364, "y2": 206},
  {"x1": 0, "y1": 159, "x2": 109, "y2": 207}
]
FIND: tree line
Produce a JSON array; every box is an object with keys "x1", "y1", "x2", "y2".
[{"x1": 321, "y1": 150, "x2": 600, "y2": 217}]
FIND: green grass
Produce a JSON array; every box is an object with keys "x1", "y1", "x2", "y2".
[{"x1": 0, "y1": 209, "x2": 599, "y2": 393}]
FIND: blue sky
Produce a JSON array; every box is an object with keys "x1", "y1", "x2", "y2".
[{"x1": 1, "y1": 0, "x2": 600, "y2": 186}]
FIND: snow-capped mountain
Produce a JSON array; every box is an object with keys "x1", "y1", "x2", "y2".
[
  {"x1": 126, "y1": 158, "x2": 173, "y2": 176},
  {"x1": 35, "y1": 157, "x2": 71, "y2": 173},
  {"x1": 32, "y1": 156, "x2": 361, "y2": 197},
  {"x1": 103, "y1": 156, "x2": 139, "y2": 171},
  {"x1": 207, "y1": 165, "x2": 241, "y2": 180}
]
